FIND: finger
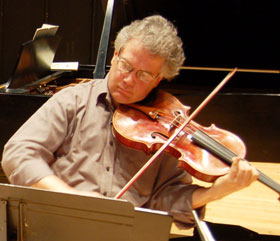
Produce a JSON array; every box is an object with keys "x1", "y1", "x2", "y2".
[
  {"x1": 236, "y1": 160, "x2": 251, "y2": 184},
  {"x1": 232, "y1": 156, "x2": 242, "y2": 163},
  {"x1": 235, "y1": 160, "x2": 259, "y2": 186},
  {"x1": 249, "y1": 165, "x2": 259, "y2": 182},
  {"x1": 229, "y1": 156, "x2": 241, "y2": 179}
]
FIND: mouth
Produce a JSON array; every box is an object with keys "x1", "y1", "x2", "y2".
[{"x1": 117, "y1": 85, "x2": 132, "y2": 97}]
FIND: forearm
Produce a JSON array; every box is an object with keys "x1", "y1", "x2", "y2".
[
  {"x1": 191, "y1": 157, "x2": 259, "y2": 209},
  {"x1": 30, "y1": 175, "x2": 75, "y2": 192},
  {"x1": 30, "y1": 175, "x2": 104, "y2": 198},
  {"x1": 191, "y1": 185, "x2": 231, "y2": 209}
]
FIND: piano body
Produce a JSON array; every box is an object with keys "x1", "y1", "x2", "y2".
[{"x1": 0, "y1": 0, "x2": 279, "y2": 240}]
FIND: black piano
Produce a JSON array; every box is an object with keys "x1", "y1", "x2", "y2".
[{"x1": 0, "y1": 1, "x2": 279, "y2": 240}]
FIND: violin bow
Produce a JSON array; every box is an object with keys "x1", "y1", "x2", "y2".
[{"x1": 114, "y1": 68, "x2": 237, "y2": 199}]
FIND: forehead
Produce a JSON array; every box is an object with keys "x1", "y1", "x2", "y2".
[{"x1": 120, "y1": 39, "x2": 164, "y2": 73}]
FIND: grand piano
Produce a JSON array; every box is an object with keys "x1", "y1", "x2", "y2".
[{"x1": 0, "y1": 0, "x2": 279, "y2": 240}]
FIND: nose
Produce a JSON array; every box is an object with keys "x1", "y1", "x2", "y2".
[{"x1": 122, "y1": 71, "x2": 136, "y2": 86}]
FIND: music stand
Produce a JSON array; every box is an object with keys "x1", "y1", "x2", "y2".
[{"x1": 0, "y1": 183, "x2": 172, "y2": 241}]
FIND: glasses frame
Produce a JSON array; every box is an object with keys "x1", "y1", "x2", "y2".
[{"x1": 116, "y1": 55, "x2": 160, "y2": 83}]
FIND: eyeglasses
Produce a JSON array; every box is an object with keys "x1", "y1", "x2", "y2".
[{"x1": 116, "y1": 56, "x2": 160, "y2": 83}]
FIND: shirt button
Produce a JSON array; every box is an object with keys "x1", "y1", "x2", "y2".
[
  {"x1": 110, "y1": 140, "x2": 113, "y2": 146},
  {"x1": 103, "y1": 192, "x2": 107, "y2": 196},
  {"x1": 106, "y1": 167, "x2": 110, "y2": 171}
]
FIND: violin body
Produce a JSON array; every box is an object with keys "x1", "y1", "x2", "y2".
[{"x1": 112, "y1": 90, "x2": 246, "y2": 182}]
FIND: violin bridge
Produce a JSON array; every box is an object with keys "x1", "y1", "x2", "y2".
[{"x1": 170, "y1": 114, "x2": 183, "y2": 131}]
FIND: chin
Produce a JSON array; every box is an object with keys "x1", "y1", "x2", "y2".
[
  {"x1": 118, "y1": 99, "x2": 136, "y2": 105},
  {"x1": 113, "y1": 94, "x2": 133, "y2": 105}
]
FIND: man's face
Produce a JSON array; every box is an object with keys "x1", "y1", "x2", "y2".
[{"x1": 108, "y1": 39, "x2": 164, "y2": 106}]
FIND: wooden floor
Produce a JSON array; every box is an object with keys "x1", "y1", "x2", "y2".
[{"x1": 170, "y1": 162, "x2": 280, "y2": 238}]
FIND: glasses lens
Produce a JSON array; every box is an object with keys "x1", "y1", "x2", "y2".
[
  {"x1": 117, "y1": 56, "x2": 157, "y2": 83},
  {"x1": 117, "y1": 58, "x2": 132, "y2": 73},
  {"x1": 136, "y1": 71, "x2": 154, "y2": 83}
]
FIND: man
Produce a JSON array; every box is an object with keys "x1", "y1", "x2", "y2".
[{"x1": 2, "y1": 15, "x2": 258, "y2": 228}]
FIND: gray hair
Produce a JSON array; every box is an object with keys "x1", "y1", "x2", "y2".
[{"x1": 114, "y1": 15, "x2": 185, "y2": 80}]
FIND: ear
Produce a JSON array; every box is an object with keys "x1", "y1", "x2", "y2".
[
  {"x1": 111, "y1": 50, "x2": 119, "y2": 65},
  {"x1": 113, "y1": 50, "x2": 119, "y2": 57},
  {"x1": 153, "y1": 76, "x2": 163, "y2": 88}
]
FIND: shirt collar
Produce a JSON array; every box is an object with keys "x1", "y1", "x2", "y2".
[{"x1": 96, "y1": 75, "x2": 115, "y2": 112}]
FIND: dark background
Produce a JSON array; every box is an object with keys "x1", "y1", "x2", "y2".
[{"x1": 0, "y1": 0, "x2": 279, "y2": 86}]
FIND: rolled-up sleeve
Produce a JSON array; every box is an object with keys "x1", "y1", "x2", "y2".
[{"x1": 2, "y1": 88, "x2": 77, "y2": 186}]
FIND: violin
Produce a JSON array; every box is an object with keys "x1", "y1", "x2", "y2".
[
  {"x1": 113, "y1": 90, "x2": 246, "y2": 182},
  {"x1": 112, "y1": 85, "x2": 280, "y2": 197}
]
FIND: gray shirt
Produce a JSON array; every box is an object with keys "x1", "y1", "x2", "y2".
[{"x1": 2, "y1": 77, "x2": 204, "y2": 228}]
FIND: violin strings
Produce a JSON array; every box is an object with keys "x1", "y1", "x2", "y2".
[
  {"x1": 156, "y1": 112, "x2": 199, "y2": 136},
  {"x1": 157, "y1": 113, "x2": 235, "y2": 160}
]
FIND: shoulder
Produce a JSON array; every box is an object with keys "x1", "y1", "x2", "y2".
[
  {"x1": 50, "y1": 78, "x2": 108, "y2": 105},
  {"x1": 32, "y1": 79, "x2": 108, "y2": 122}
]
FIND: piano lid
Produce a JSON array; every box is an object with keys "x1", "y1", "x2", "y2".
[{"x1": 3, "y1": 35, "x2": 61, "y2": 92}]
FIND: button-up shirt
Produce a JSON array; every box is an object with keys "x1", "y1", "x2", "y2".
[{"x1": 2, "y1": 76, "x2": 204, "y2": 227}]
